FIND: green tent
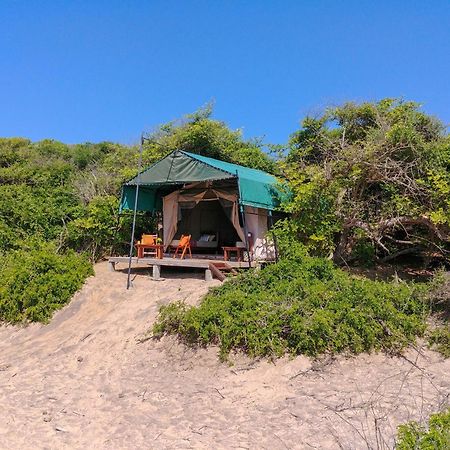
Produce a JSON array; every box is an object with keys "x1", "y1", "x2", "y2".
[{"x1": 120, "y1": 150, "x2": 282, "y2": 212}]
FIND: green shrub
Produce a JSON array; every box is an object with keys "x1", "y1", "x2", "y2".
[
  {"x1": 428, "y1": 326, "x2": 450, "y2": 358},
  {"x1": 283, "y1": 100, "x2": 450, "y2": 265},
  {"x1": 153, "y1": 254, "x2": 432, "y2": 359},
  {"x1": 0, "y1": 243, "x2": 93, "y2": 323},
  {"x1": 396, "y1": 408, "x2": 450, "y2": 449},
  {"x1": 66, "y1": 195, "x2": 156, "y2": 260}
]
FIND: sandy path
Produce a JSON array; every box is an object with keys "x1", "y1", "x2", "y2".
[{"x1": 0, "y1": 262, "x2": 448, "y2": 449}]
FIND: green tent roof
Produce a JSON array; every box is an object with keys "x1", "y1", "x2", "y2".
[{"x1": 121, "y1": 150, "x2": 281, "y2": 211}]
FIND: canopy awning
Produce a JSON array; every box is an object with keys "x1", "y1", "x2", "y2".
[{"x1": 120, "y1": 150, "x2": 282, "y2": 212}]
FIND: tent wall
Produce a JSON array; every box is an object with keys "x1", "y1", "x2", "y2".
[
  {"x1": 162, "y1": 190, "x2": 179, "y2": 248},
  {"x1": 163, "y1": 192, "x2": 276, "y2": 260},
  {"x1": 244, "y1": 206, "x2": 276, "y2": 261}
]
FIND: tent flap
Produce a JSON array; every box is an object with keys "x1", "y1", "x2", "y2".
[
  {"x1": 162, "y1": 187, "x2": 245, "y2": 248},
  {"x1": 120, "y1": 186, "x2": 158, "y2": 212}
]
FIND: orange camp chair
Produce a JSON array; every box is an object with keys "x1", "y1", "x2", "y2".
[
  {"x1": 136, "y1": 234, "x2": 158, "y2": 258},
  {"x1": 173, "y1": 234, "x2": 192, "y2": 259}
]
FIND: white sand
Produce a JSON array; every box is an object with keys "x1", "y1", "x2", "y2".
[{"x1": 0, "y1": 262, "x2": 448, "y2": 449}]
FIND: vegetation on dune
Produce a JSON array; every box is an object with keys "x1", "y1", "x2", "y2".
[
  {"x1": 283, "y1": 99, "x2": 450, "y2": 265},
  {"x1": 0, "y1": 107, "x2": 276, "y2": 323},
  {"x1": 153, "y1": 243, "x2": 445, "y2": 359},
  {"x1": 139, "y1": 104, "x2": 278, "y2": 174},
  {"x1": 428, "y1": 326, "x2": 450, "y2": 358},
  {"x1": 1, "y1": 100, "x2": 449, "y2": 343},
  {"x1": 0, "y1": 243, "x2": 93, "y2": 323},
  {"x1": 426, "y1": 271, "x2": 450, "y2": 357},
  {"x1": 396, "y1": 408, "x2": 450, "y2": 449}
]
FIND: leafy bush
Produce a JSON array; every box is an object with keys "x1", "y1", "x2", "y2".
[
  {"x1": 396, "y1": 408, "x2": 450, "y2": 449},
  {"x1": 153, "y1": 252, "x2": 432, "y2": 359},
  {"x1": 428, "y1": 326, "x2": 450, "y2": 358},
  {"x1": 0, "y1": 244, "x2": 93, "y2": 323},
  {"x1": 283, "y1": 99, "x2": 450, "y2": 265},
  {"x1": 66, "y1": 195, "x2": 157, "y2": 260}
]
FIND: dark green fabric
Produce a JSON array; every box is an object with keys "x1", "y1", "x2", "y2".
[
  {"x1": 120, "y1": 186, "x2": 158, "y2": 211},
  {"x1": 126, "y1": 151, "x2": 233, "y2": 185},
  {"x1": 184, "y1": 152, "x2": 280, "y2": 210},
  {"x1": 121, "y1": 150, "x2": 282, "y2": 212}
]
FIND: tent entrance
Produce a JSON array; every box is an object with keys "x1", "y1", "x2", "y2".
[
  {"x1": 175, "y1": 199, "x2": 241, "y2": 250},
  {"x1": 162, "y1": 183, "x2": 245, "y2": 249}
]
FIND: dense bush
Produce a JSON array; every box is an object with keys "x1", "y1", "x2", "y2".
[
  {"x1": 140, "y1": 104, "x2": 278, "y2": 174},
  {"x1": 0, "y1": 244, "x2": 93, "y2": 323},
  {"x1": 153, "y1": 249, "x2": 432, "y2": 359},
  {"x1": 283, "y1": 99, "x2": 450, "y2": 265},
  {"x1": 396, "y1": 408, "x2": 450, "y2": 449},
  {"x1": 65, "y1": 195, "x2": 155, "y2": 260}
]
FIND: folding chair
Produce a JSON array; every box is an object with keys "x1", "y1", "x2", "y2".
[{"x1": 172, "y1": 234, "x2": 192, "y2": 259}]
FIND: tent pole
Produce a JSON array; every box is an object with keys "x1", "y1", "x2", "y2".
[
  {"x1": 235, "y1": 170, "x2": 252, "y2": 268},
  {"x1": 239, "y1": 203, "x2": 252, "y2": 268},
  {"x1": 126, "y1": 134, "x2": 144, "y2": 289}
]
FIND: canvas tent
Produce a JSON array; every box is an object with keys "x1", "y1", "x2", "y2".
[{"x1": 120, "y1": 150, "x2": 282, "y2": 260}]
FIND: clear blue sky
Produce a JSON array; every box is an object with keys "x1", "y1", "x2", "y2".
[{"x1": 1, "y1": 0, "x2": 449, "y2": 146}]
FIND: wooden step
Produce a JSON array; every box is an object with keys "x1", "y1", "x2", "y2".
[{"x1": 208, "y1": 262, "x2": 238, "y2": 281}]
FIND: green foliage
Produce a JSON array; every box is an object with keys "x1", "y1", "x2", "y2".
[
  {"x1": 426, "y1": 271, "x2": 450, "y2": 357},
  {"x1": 428, "y1": 326, "x2": 450, "y2": 358},
  {"x1": 283, "y1": 99, "x2": 450, "y2": 264},
  {"x1": 153, "y1": 252, "x2": 432, "y2": 359},
  {"x1": 66, "y1": 195, "x2": 125, "y2": 259},
  {"x1": 0, "y1": 137, "x2": 127, "y2": 322},
  {"x1": 351, "y1": 238, "x2": 376, "y2": 267},
  {"x1": 66, "y1": 195, "x2": 154, "y2": 259},
  {"x1": 0, "y1": 183, "x2": 80, "y2": 250},
  {"x1": 0, "y1": 243, "x2": 93, "y2": 323},
  {"x1": 140, "y1": 105, "x2": 278, "y2": 174},
  {"x1": 396, "y1": 408, "x2": 450, "y2": 449}
]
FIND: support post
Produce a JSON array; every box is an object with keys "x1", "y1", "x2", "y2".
[
  {"x1": 235, "y1": 170, "x2": 252, "y2": 269},
  {"x1": 152, "y1": 264, "x2": 161, "y2": 280},
  {"x1": 126, "y1": 134, "x2": 144, "y2": 289},
  {"x1": 239, "y1": 204, "x2": 252, "y2": 268},
  {"x1": 204, "y1": 268, "x2": 213, "y2": 282}
]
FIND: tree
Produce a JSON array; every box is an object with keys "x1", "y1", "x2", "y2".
[
  {"x1": 140, "y1": 105, "x2": 277, "y2": 173},
  {"x1": 283, "y1": 99, "x2": 450, "y2": 265},
  {"x1": 71, "y1": 105, "x2": 278, "y2": 204}
]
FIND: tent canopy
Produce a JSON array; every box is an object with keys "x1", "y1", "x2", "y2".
[{"x1": 120, "y1": 150, "x2": 281, "y2": 212}]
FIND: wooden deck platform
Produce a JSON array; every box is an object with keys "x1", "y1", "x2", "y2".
[{"x1": 108, "y1": 255, "x2": 253, "y2": 280}]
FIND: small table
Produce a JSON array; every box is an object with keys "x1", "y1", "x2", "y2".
[
  {"x1": 135, "y1": 244, "x2": 164, "y2": 259},
  {"x1": 222, "y1": 246, "x2": 245, "y2": 262}
]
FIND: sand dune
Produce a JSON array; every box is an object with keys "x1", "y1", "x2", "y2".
[{"x1": 0, "y1": 262, "x2": 448, "y2": 449}]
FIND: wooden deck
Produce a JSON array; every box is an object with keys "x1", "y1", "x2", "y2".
[{"x1": 108, "y1": 255, "x2": 254, "y2": 280}]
